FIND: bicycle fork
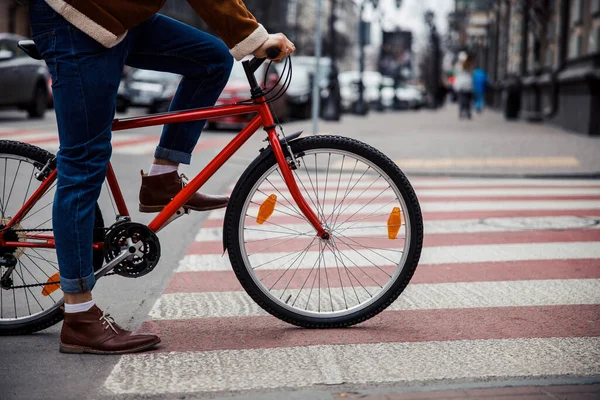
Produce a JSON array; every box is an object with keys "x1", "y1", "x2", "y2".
[{"x1": 261, "y1": 112, "x2": 329, "y2": 240}]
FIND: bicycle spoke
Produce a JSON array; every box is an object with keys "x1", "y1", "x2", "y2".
[
  {"x1": 5, "y1": 160, "x2": 21, "y2": 213},
  {"x1": 335, "y1": 232, "x2": 404, "y2": 255},
  {"x1": 244, "y1": 213, "x2": 309, "y2": 235},
  {"x1": 334, "y1": 188, "x2": 396, "y2": 231},
  {"x1": 247, "y1": 231, "x2": 311, "y2": 256},
  {"x1": 291, "y1": 244, "x2": 323, "y2": 308},
  {"x1": 265, "y1": 176, "x2": 306, "y2": 219},
  {"x1": 300, "y1": 157, "x2": 326, "y2": 222},
  {"x1": 332, "y1": 235, "x2": 396, "y2": 281},
  {"x1": 270, "y1": 236, "x2": 317, "y2": 294},
  {"x1": 15, "y1": 260, "x2": 34, "y2": 315},
  {"x1": 2, "y1": 158, "x2": 7, "y2": 218},
  {"x1": 326, "y1": 239, "x2": 369, "y2": 301},
  {"x1": 250, "y1": 246, "x2": 313, "y2": 270},
  {"x1": 18, "y1": 259, "x2": 54, "y2": 310},
  {"x1": 322, "y1": 239, "x2": 334, "y2": 312},
  {"x1": 330, "y1": 241, "x2": 349, "y2": 310},
  {"x1": 334, "y1": 173, "x2": 385, "y2": 223},
  {"x1": 21, "y1": 254, "x2": 57, "y2": 303},
  {"x1": 244, "y1": 230, "x2": 311, "y2": 241},
  {"x1": 257, "y1": 185, "x2": 305, "y2": 220},
  {"x1": 22, "y1": 167, "x2": 36, "y2": 208},
  {"x1": 292, "y1": 168, "x2": 325, "y2": 223},
  {"x1": 250, "y1": 199, "x2": 307, "y2": 222},
  {"x1": 304, "y1": 240, "x2": 324, "y2": 311}
]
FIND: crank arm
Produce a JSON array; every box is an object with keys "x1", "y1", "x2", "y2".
[{"x1": 94, "y1": 239, "x2": 144, "y2": 279}]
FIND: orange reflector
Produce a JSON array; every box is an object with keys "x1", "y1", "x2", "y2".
[
  {"x1": 257, "y1": 194, "x2": 277, "y2": 224},
  {"x1": 387, "y1": 207, "x2": 402, "y2": 240},
  {"x1": 41, "y1": 272, "x2": 61, "y2": 296}
]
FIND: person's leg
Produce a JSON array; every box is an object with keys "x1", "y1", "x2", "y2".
[
  {"x1": 126, "y1": 14, "x2": 234, "y2": 166},
  {"x1": 30, "y1": 0, "x2": 159, "y2": 353},
  {"x1": 125, "y1": 14, "x2": 232, "y2": 212},
  {"x1": 30, "y1": 1, "x2": 124, "y2": 299}
]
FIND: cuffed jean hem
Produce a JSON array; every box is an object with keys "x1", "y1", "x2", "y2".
[
  {"x1": 60, "y1": 270, "x2": 96, "y2": 294},
  {"x1": 154, "y1": 146, "x2": 192, "y2": 165}
]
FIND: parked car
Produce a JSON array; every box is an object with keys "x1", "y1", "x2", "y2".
[
  {"x1": 209, "y1": 61, "x2": 288, "y2": 129},
  {"x1": 126, "y1": 69, "x2": 180, "y2": 113},
  {"x1": 395, "y1": 84, "x2": 426, "y2": 110},
  {"x1": 0, "y1": 33, "x2": 50, "y2": 118},
  {"x1": 339, "y1": 71, "x2": 395, "y2": 112},
  {"x1": 278, "y1": 56, "x2": 333, "y2": 120}
]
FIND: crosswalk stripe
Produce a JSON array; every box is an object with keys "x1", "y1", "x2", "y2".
[
  {"x1": 207, "y1": 199, "x2": 600, "y2": 221},
  {"x1": 137, "y1": 305, "x2": 600, "y2": 353},
  {"x1": 252, "y1": 187, "x2": 600, "y2": 201},
  {"x1": 148, "y1": 279, "x2": 600, "y2": 320},
  {"x1": 176, "y1": 242, "x2": 600, "y2": 272},
  {"x1": 165, "y1": 259, "x2": 600, "y2": 293},
  {"x1": 263, "y1": 176, "x2": 600, "y2": 188},
  {"x1": 194, "y1": 216, "x2": 600, "y2": 242},
  {"x1": 104, "y1": 336, "x2": 600, "y2": 394}
]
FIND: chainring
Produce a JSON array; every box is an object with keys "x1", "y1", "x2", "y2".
[{"x1": 103, "y1": 222, "x2": 161, "y2": 278}]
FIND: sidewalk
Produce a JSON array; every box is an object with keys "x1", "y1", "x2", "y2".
[{"x1": 284, "y1": 106, "x2": 600, "y2": 177}]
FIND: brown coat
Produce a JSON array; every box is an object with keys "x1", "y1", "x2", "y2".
[{"x1": 44, "y1": 0, "x2": 268, "y2": 60}]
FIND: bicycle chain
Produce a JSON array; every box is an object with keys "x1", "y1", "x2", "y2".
[
  {"x1": 2, "y1": 227, "x2": 114, "y2": 290},
  {"x1": 8, "y1": 272, "x2": 117, "y2": 290}
]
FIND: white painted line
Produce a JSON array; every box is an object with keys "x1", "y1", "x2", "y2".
[
  {"x1": 262, "y1": 177, "x2": 600, "y2": 188},
  {"x1": 207, "y1": 199, "x2": 600, "y2": 220},
  {"x1": 104, "y1": 336, "x2": 600, "y2": 394},
  {"x1": 248, "y1": 187, "x2": 600, "y2": 201},
  {"x1": 195, "y1": 216, "x2": 600, "y2": 242},
  {"x1": 148, "y1": 279, "x2": 600, "y2": 320},
  {"x1": 177, "y1": 242, "x2": 600, "y2": 272}
]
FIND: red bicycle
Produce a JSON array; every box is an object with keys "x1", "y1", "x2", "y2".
[{"x1": 0, "y1": 43, "x2": 423, "y2": 334}]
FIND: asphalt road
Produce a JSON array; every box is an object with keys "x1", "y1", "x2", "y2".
[{"x1": 1, "y1": 106, "x2": 599, "y2": 400}]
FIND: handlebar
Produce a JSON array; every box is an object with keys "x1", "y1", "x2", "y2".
[
  {"x1": 242, "y1": 47, "x2": 283, "y2": 96},
  {"x1": 244, "y1": 47, "x2": 282, "y2": 74}
]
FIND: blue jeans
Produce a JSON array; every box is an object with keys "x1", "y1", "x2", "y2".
[
  {"x1": 474, "y1": 91, "x2": 485, "y2": 112},
  {"x1": 29, "y1": 0, "x2": 233, "y2": 293}
]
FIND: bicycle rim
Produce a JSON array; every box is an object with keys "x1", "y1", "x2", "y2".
[{"x1": 238, "y1": 148, "x2": 412, "y2": 319}]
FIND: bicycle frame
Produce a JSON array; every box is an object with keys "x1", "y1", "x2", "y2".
[{"x1": 1, "y1": 97, "x2": 328, "y2": 252}]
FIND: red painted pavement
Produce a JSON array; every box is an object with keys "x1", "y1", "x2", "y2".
[
  {"x1": 187, "y1": 229, "x2": 600, "y2": 255},
  {"x1": 138, "y1": 304, "x2": 600, "y2": 353},
  {"x1": 164, "y1": 259, "x2": 600, "y2": 294}
]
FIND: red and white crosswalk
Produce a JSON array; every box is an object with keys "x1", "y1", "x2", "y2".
[
  {"x1": 0, "y1": 127, "x2": 227, "y2": 156},
  {"x1": 103, "y1": 176, "x2": 600, "y2": 396}
]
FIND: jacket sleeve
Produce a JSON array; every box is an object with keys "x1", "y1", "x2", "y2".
[{"x1": 186, "y1": 0, "x2": 269, "y2": 61}]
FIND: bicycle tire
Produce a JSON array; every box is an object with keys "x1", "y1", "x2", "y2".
[
  {"x1": 225, "y1": 135, "x2": 423, "y2": 328},
  {"x1": 0, "y1": 140, "x2": 104, "y2": 335}
]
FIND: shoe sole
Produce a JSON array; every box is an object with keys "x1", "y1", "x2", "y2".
[
  {"x1": 139, "y1": 204, "x2": 227, "y2": 213},
  {"x1": 59, "y1": 337, "x2": 161, "y2": 355}
]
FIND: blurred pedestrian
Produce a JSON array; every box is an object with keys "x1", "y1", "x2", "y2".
[
  {"x1": 453, "y1": 53, "x2": 474, "y2": 120},
  {"x1": 473, "y1": 68, "x2": 488, "y2": 113}
]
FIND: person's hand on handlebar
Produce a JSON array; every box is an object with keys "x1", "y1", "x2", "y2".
[{"x1": 254, "y1": 33, "x2": 295, "y2": 62}]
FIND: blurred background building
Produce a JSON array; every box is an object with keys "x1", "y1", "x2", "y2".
[{"x1": 448, "y1": 0, "x2": 600, "y2": 136}]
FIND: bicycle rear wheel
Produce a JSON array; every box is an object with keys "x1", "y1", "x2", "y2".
[
  {"x1": 0, "y1": 141, "x2": 104, "y2": 335},
  {"x1": 225, "y1": 135, "x2": 423, "y2": 328}
]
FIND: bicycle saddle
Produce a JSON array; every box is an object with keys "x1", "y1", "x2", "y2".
[{"x1": 18, "y1": 40, "x2": 43, "y2": 60}]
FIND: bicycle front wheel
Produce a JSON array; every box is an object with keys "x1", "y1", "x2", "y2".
[{"x1": 225, "y1": 135, "x2": 423, "y2": 328}]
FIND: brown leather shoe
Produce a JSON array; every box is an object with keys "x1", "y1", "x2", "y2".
[
  {"x1": 59, "y1": 305, "x2": 160, "y2": 355},
  {"x1": 139, "y1": 170, "x2": 229, "y2": 213}
]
